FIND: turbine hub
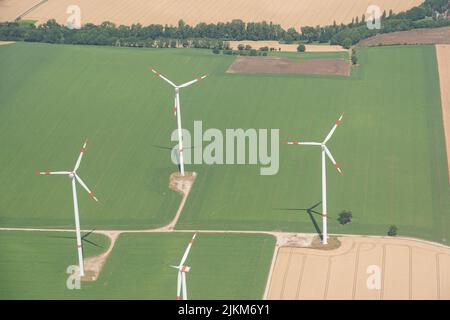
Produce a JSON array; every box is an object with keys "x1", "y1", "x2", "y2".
[
  {"x1": 180, "y1": 265, "x2": 191, "y2": 273},
  {"x1": 69, "y1": 172, "x2": 75, "y2": 178}
]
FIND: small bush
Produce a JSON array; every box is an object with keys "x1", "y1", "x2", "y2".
[
  {"x1": 351, "y1": 49, "x2": 358, "y2": 64},
  {"x1": 249, "y1": 49, "x2": 257, "y2": 56},
  {"x1": 388, "y1": 225, "x2": 398, "y2": 236},
  {"x1": 212, "y1": 48, "x2": 220, "y2": 54},
  {"x1": 338, "y1": 210, "x2": 353, "y2": 225},
  {"x1": 297, "y1": 44, "x2": 306, "y2": 52}
]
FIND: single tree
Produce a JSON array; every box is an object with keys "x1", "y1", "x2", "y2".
[
  {"x1": 338, "y1": 210, "x2": 353, "y2": 225},
  {"x1": 388, "y1": 225, "x2": 398, "y2": 236},
  {"x1": 297, "y1": 44, "x2": 306, "y2": 52},
  {"x1": 351, "y1": 49, "x2": 358, "y2": 65}
]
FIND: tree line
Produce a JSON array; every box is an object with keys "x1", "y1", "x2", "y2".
[{"x1": 0, "y1": 0, "x2": 448, "y2": 48}]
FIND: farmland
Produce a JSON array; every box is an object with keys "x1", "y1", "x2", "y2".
[
  {"x1": 0, "y1": 231, "x2": 275, "y2": 299},
  {"x1": 0, "y1": 42, "x2": 448, "y2": 245},
  {"x1": 0, "y1": 0, "x2": 423, "y2": 29}
]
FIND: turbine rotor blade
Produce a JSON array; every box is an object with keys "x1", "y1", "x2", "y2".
[
  {"x1": 182, "y1": 272, "x2": 187, "y2": 300},
  {"x1": 179, "y1": 233, "x2": 197, "y2": 267},
  {"x1": 283, "y1": 141, "x2": 321, "y2": 146},
  {"x1": 323, "y1": 113, "x2": 344, "y2": 144},
  {"x1": 178, "y1": 75, "x2": 208, "y2": 88},
  {"x1": 74, "y1": 174, "x2": 98, "y2": 202},
  {"x1": 36, "y1": 171, "x2": 70, "y2": 175},
  {"x1": 176, "y1": 271, "x2": 182, "y2": 300},
  {"x1": 150, "y1": 68, "x2": 177, "y2": 87},
  {"x1": 324, "y1": 146, "x2": 343, "y2": 176},
  {"x1": 74, "y1": 139, "x2": 88, "y2": 172}
]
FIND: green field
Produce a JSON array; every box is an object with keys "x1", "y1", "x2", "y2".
[
  {"x1": 0, "y1": 42, "x2": 449, "y2": 244},
  {"x1": 0, "y1": 231, "x2": 275, "y2": 299}
]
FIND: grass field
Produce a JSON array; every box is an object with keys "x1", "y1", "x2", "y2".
[
  {"x1": 0, "y1": 231, "x2": 109, "y2": 299},
  {"x1": 0, "y1": 231, "x2": 275, "y2": 299},
  {"x1": 0, "y1": 42, "x2": 449, "y2": 245}
]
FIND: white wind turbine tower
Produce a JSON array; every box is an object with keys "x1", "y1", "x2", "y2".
[
  {"x1": 36, "y1": 139, "x2": 99, "y2": 276},
  {"x1": 150, "y1": 69, "x2": 208, "y2": 176},
  {"x1": 284, "y1": 113, "x2": 344, "y2": 245},
  {"x1": 171, "y1": 233, "x2": 197, "y2": 300}
]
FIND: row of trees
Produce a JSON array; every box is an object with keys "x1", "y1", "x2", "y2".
[
  {"x1": 0, "y1": 19, "x2": 292, "y2": 45},
  {"x1": 0, "y1": 0, "x2": 448, "y2": 48}
]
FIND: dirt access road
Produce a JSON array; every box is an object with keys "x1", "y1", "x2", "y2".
[{"x1": 436, "y1": 45, "x2": 450, "y2": 180}]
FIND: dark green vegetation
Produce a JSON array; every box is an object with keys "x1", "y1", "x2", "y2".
[
  {"x1": 338, "y1": 211, "x2": 353, "y2": 225},
  {"x1": 0, "y1": 232, "x2": 275, "y2": 299},
  {"x1": 0, "y1": 42, "x2": 449, "y2": 245},
  {"x1": 297, "y1": 44, "x2": 306, "y2": 52},
  {"x1": 0, "y1": 0, "x2": 449, "y2": 48},
  {"x1": 388, "y1": 225, "x2": 398, "y2": 236}
]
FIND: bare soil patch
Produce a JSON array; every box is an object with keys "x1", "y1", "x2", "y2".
[
  {"x1": 227, "y1": 56, "x2": 350, "y2": 76},
  {"x1": 228, "y1": 41, "x2": 346, "y2": 52},
  {"x1": 79, "y1": 231, "x2": 120, "y2": 282},
  {"x1": 359, "y1": 26, "x2": 450, "y2": 46},
  {"x1": 168, "y1": 171, "x2": 196, "y2": 196},
  {"x1": 436, "y1": 45, "x2": 450, "y2": 180},
  {"x1": 310, "y1": 235, "x2": 341, "y2": 250},
  {"x1": 0, "y1": 41, "x2": 16, "y2": 45},
  {"x1": 3, "y1": 0, "x2": 422, "y2": 29},
  {"x1": 267, "y1": 236, "x2": 450, "y2": 300}
]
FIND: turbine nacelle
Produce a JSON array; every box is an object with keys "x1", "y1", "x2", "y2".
[{"x1": 171, "y1": 265, "x2": 191, "y2": 273}]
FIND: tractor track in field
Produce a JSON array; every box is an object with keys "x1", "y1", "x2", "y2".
[{"x1": 1, "y1": 171, "x2": 450, "y2": 298}]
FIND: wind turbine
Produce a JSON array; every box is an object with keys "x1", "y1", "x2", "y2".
[
  {"x1": 150, "y1": 69, "x2": 207, "y2": 176},
  {"x1": 36, "y1": 139, "x2": 99, "y2": 276},
  {"x1": 284, "y1": 113, "x2": 344, "y2": 245},
  {"x1": 171, "y1": 233, "x2": 197, "y2": 300}
]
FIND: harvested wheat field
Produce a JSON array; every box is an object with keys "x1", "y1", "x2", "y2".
[
  {"x1": 360, "y1": 26, "x2": 450, "y2": 46},
  {"x1": 3, "y1": 0, "x2": 423, "y2": 28},
  {"x1": 227, "y1": 56, "x2": 350, "y2": 76},
  {"x1": 228, "y1": 41, "x2": 347, "y2": 52},
  {"x1": 267, "y1": 236, "x2": 450, "y2": 300},
  {"x1": 436, "y1": 45, "x2": 450, "y2": 180}
]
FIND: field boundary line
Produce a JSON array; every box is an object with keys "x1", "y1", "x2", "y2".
[
  {"x1": 435, "y1": 45, "x2": 450, "y2": 181},
  {"x1": 15, "y1": 0, "x2": 48, "y2": 22}
]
